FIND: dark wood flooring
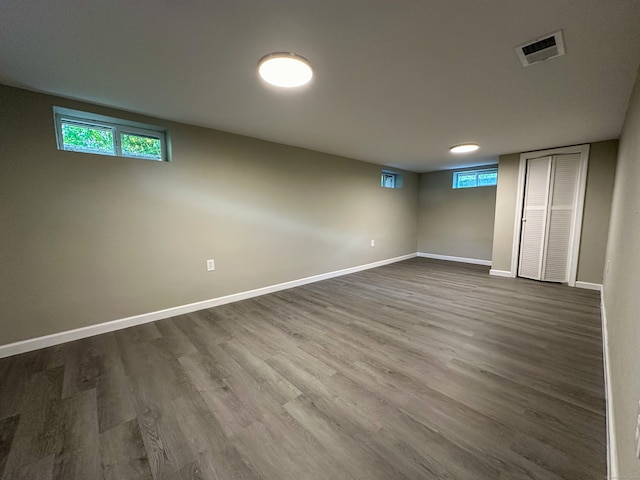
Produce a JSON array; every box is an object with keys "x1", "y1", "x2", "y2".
[{"x1": 0, "y1": 258, "x2": 606, "y2": 479}]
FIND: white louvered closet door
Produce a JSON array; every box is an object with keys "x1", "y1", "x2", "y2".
[
  {"x1": 518, "y1": 157, "x2": 552, "y2": 280},
  {"x1": 542, "y1": 154, "x2": 581, "y2": 282},
  {"x1": 518, "y1": 154, "x2": 581, "y2": 283}
]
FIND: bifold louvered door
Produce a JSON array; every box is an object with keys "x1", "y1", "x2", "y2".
[
  {"x1": 518, "y1": 157, "x2": 552, "y2": 280},
  {"x1": 518, "y1": 154, "x2": 581, "y2": 283}
]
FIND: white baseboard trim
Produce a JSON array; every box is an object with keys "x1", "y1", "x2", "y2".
[
  {"x1": 417, "y1": 252, "x2": 491, "y2": 266},
  {"x1": 601, "y1": 290, "x2": 618, "y2": 480},
  {"x1": 575, "y1": 281, "x2": 603, "y2": 292},
  {"x1": 0, "y1": 253, "x2": 417, "y2": 359},
  {"x1": 489, "y1": 269, "x2": 513, "y2": 278}
]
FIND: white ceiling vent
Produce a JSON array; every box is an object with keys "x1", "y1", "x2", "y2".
[{"x1": 516, "y1": 30, "x2": 565, "y2": 67}]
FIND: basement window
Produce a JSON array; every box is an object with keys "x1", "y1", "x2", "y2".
[
  {"x1": 54, "y1": 107, "x2": 169, "y2": 161},
  {"x1": 452, "y1": 167, "x2": 497, "y2": 189},
  {"x1": 381, "y1": 171, "x2": 403, "y2": 189}
]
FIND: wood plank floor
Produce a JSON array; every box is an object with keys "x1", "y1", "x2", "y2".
[{"x1": 0, "y1": 258, "x2": 606, "y2": 479}]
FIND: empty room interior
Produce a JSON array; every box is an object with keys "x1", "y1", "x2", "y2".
[{"x1": 1, "y1": 1, "x2": 640, "y2": 479}]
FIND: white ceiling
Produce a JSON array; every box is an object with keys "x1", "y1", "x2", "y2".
[{"x1": 1, "y1": 1, "x2": 639, "y2": 172}]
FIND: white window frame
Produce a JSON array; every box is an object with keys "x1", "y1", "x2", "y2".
[
  {"x1": 381, "y1": 170, "x2": 403, "y2": 189},
  {"x1": 452, "y1": 167, "x2": 498, "y2": 189},
  {"x1": 54, "y1": 107, "x2": 169, "y2": 161},
  {"x1": 381, "y1": 173, "x2": 396, "y2": 188}
]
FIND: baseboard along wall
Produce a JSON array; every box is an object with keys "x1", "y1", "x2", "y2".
[
  {"x1": 575, "y1": 281, "x2": 603, "y2": 292},
  {"x1": 489, "y1": 269, "x2": 513, "y2": 278},
  {"x1": 488, "y1": 270, "x2": 604, "y2": 291},
  {"x1": 600, "y1": 290, "x2": 619, "y2": 480},
  {"x1": 417, "y1": 252, "x2": 492, "y2": 266},
  {"x1": 0, "y1": 253, "x2": 417, "y2": 359}
]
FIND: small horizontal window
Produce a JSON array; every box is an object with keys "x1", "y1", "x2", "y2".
[
  {"x1": 381, "y1": 171, "x2": 403, "y2": 189},
  {"x1": 54, "y1": 107, "x2": 169, "y2": 161},
  {"x1": 453, "y1": 167, "x2": 498, "y2": 189}
]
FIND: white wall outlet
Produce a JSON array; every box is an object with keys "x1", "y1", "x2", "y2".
[
  {"x1": 370, "y1": 239, "x2": 375, "y2": 247},
  {"x1": 206, "y1": 259, "x2": 215, "y2": 271}
]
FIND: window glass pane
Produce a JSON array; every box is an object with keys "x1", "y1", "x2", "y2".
[
  {"x1": 477, "y1": 171, "x2": 498, "y2": 186},
  {"x1": 453, "y1": 168, "x2": 498, "y2": 188},
  {"x1": 456, "y1": 173, "x2": 477, "y2": 188},
  {"x1": 61, "y1": 122, "x2": 115, "y2": 155},
  {"x1": 55, "y1": 107, "x2": 169, "y2": 161},
  {"x1": 121, "y1": 133, "x2": 162, "y2": 160},
  {"x1": 381, "y1": 173, "x2": 396, "y2": 188}
]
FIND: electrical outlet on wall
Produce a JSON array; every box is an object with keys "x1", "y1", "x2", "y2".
[
  {"x1": 206, "y1": 259, "x2": 215, "y2": 271},
  {"x1": 370, "y1": 239, "x2": 375, "y2": 247}
]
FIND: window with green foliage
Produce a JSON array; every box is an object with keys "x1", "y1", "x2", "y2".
[
  {"x1": 54, "y1": 107, "x2": 169, "y2": 161},
  {"x1": 452, "y1": 167, "x2": 497, "y2": 189},
  {"x1": 120, "y1": 133, "x2": 162, "y2": 159},
  {"x1": 60, "y1": 122, "x2": 115, "y2": 156}
]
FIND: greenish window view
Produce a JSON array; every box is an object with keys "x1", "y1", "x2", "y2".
[
  {"x1": 61, "y1": 123, "x2": 115, "y2": 155},
  {"x1": 121, "y1": 133, "x2": 162, "y2": 160},
  {"x1": 55, "y1": 107, "x2": 168, "y2": 161}
]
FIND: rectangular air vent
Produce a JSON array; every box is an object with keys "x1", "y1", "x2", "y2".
[{"x1": 516, "y1": 30, "x2": 565, "y2": 67}]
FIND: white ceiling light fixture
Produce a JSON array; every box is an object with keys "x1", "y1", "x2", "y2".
[
  {"x1": 450, "y1": 143, "x2": 480, "y2": 154},
  {"x1": 258, "y1": 52, "x2": 313, "y2": 88}
]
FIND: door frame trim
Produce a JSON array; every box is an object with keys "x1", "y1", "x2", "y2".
[{"x1": 510, "y1": 144, "x2": 590, "y2": 286}]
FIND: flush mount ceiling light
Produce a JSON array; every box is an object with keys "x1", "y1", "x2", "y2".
[
  {"x1": 258, "y1": 52, "x2": 313, "y2": 88},
  {"x1": 450, "y1": 143, "x2": 480, "y2": 154}
]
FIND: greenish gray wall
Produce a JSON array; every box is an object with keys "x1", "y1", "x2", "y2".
[
  {"x1": 0, "y1": 85, "x2": 418, "y2": 345},
  {"x1": 577, "y1": 140, "x2": 618, "y2": 283},
  {"x1": 490, "y1": 141, "x2": 618, "y2": 283},
  {"x1": 603, "y1": 65, "x2": 640, "y2": 477},
  {"x1": 417, "y1": 169, "x2": 496, "y2": 261},
  {"x1": 490, "y1": 153, "x2": 520, "y2": 273}
]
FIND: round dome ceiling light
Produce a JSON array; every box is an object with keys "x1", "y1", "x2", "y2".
[
  {"x1": 258, "y1": 52, "x2": 313, "y2": 88},
  {"x1": 450, "y1": 143, "x2": 480, "y2": 154}
]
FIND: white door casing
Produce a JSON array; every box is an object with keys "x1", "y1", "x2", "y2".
[{"x1": 510, "y1": 144, "x2": 589, "y2": 287}]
